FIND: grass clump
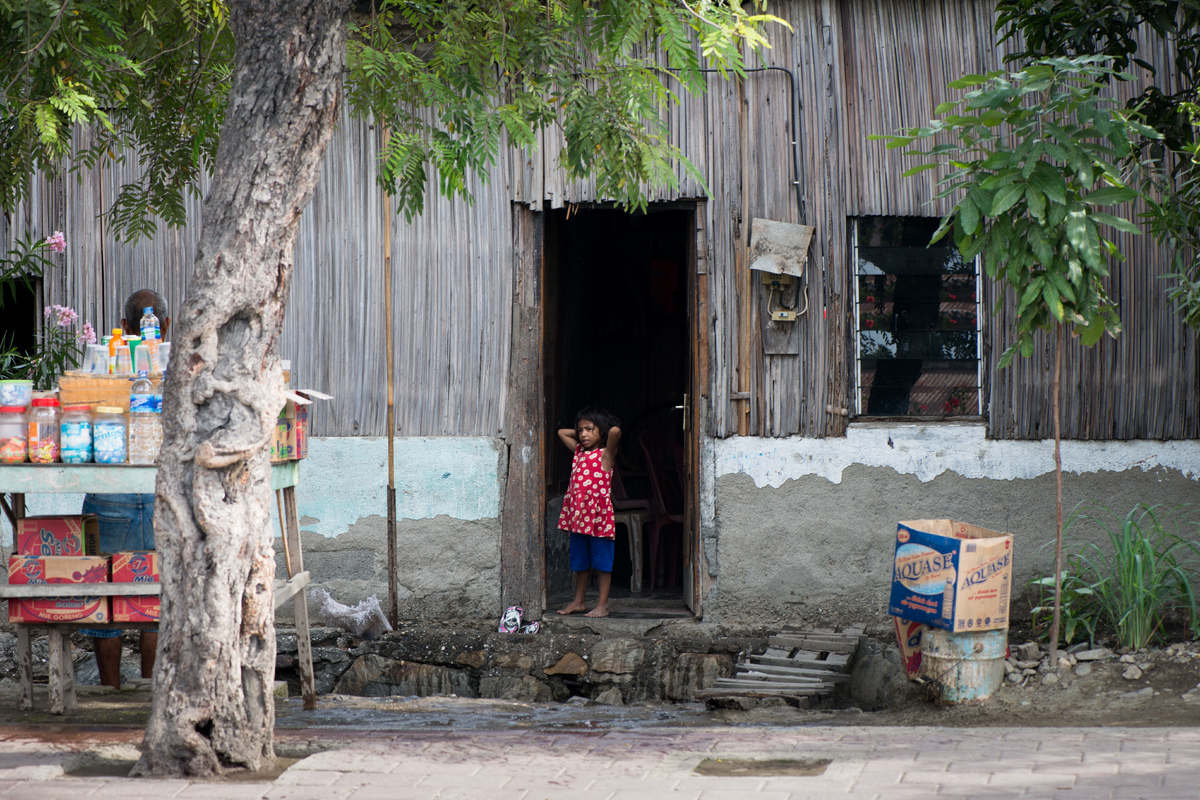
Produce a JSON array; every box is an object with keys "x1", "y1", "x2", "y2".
[{"x1": 1031, "y1": 503, "x2": 1200, "y2": 650}]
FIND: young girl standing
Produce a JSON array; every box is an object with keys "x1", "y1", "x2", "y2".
[{"x1": 556, "y1": 406, "x2": 621, "y2": 618}]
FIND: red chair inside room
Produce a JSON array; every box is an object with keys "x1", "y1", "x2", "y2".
[{"x1": 639, "y1": 431, "x2": 685, "y2": 590}]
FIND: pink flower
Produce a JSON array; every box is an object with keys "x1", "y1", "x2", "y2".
[
  {"x1": 865, "y1": 319, "x2": 874, "y2": 328},
  {"x1": 78, "y1": 321, "x2": 96, "y2": 345},
  {"x1": 45, "y1": 231, "x2": 66, "y2": 253},
  {"x1": 44, "y1": 304, "x2": 79, "y2": 328}
]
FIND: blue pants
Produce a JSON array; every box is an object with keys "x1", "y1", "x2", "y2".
[
  {"x1": 568, "y1": 530, "x2": 615, "y2": 573},
  {"x1": 80, "y1": 493, "x2": 157, "y2": 638}
]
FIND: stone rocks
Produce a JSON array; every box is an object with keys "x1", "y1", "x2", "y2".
[
  {"x1": 493, "y1": 653, "x2": 533, "y2": 670},
  {"x1": 1120, "y1": 654, "x2": 1136, "y2": 664},
  {"x1": 1182, "y1": 684, "x2": 1200, "y2": 703},
  {"x1": 456, "y1": 650, "x2": 486, "y2": 669},
  {"x1": 1041, "y1": 672, "x2": 1059, "y2": 687},
  {"x1": 544, "y1": 652, "x2": 588, "y2": 676},
  {"x1": 1006, "y1": 672, "x2": 1024, "y2": 684},
  {"x1": 1015, "y1": 642, "x2": 1041, "y2": 661},
  {"x1": 334, "y1": 654, "x2": 472, "y2": 697},
  {"x1": 480, "y1": 675, "x2": 552, "y2": 702},
  {"x1": 1120, "y1": 686, "x2": 1154, "y2": 700},
  {"x1": 1074, "y1": 648, "x2": 1110, "y2": 662},
  {"x1": 663, "y1": 653, "x2": 732, "y2": 701},
  {"x1": 1074, "y1": 663, "x2": 1093, "y2": 677},
  {"x1": 593, "y1": 687, "x2": 624, "y2": 706},
  {"x1": 1057, "y1": 657, "x2": 1072, "y2": 670},
  {"x1": 1122, "y1": 665, "x2": 1143, "y2": 681},
  {"x1": 588, "y1": 639, "x2": 644, "y2": 674}
]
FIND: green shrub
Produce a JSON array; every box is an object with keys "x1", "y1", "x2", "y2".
[{"x1": 1031, "y1": 503, "x2": 1200, "y2": 650}]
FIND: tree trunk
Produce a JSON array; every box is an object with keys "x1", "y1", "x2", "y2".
[
  {"x1": 135, "y1": 0, "x2": 348, "y2": 777},
  {"x1": 1048, "y1": 323, "x2": 1064, "y2": 665}
]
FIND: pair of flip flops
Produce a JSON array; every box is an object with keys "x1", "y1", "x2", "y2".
[{"x1": 498, "y1": 606, "x2": 540, "y2": 634}]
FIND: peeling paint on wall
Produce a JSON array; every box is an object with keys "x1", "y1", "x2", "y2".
[
  {"x1": 295, "y1": 437, "x2": 505, "y2": 537},
  {"x1": 714, "y1": 423, "x2": 1200, "y2": 489}
]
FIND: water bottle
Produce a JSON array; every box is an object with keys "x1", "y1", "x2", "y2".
[
  {"x1": 139, "y1": 306, "x2": 161, "y2": 370},
  {"x1": 129, "y1": 370, "x2": 161, "y2": 464}
]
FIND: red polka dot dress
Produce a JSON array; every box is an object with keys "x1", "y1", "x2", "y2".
[{"x1": 557, "y1": 445, "x2": 615, "y2": 539}]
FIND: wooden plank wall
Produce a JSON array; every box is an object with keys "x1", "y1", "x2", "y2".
[
  {"x1": 5, "y1": 0, "x2": 1195, "y2": 442},
  {"x1": 4, "y1": 110, "x2": 515, "y2": 438}
]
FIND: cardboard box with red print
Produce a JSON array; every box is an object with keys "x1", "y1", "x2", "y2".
[
  {"x1": 111, "y1": 551, "x2": 160, "y2": 623},
  {"x1": 7, "y1": 554, "x2": 111, "y2": 624},
  {"x1": 16, "y1": 515, "x2": 100, "y2": 557}
]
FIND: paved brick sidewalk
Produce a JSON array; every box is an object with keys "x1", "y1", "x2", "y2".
[{"x1": 0, "y1": 726, "x2": 1196, "y2": 799}]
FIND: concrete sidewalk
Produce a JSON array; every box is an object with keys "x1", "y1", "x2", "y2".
[{"x1": 0, "y1": 725, "x2": 1197, "y2": 799}]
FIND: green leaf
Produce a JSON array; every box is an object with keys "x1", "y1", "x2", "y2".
[
  {"x1": 901, "y1": 162, "x2": 940, "y2": 177},
  {"x1": 991, "y1": 182, "x2": 1024, "y2": 215},
  {"x1": 1043, "y1": 283, "x2": 1065, "y2": 321},
  {"x1": 1030, "y1": 162, "x2": 1068, "y2": 205},
  {"x1": 1078, "y1": 314, "x2": 1108, "y2": 346},
  {"x1": 1089, "y1": 211, "x2": 1140, "y2": 235},
  {"x1": 1082, "y1": 185, "x2": 1138, "y2": 206},
  {"x1": 959, "y1": 195, "x2": 980, "y2": 235}
]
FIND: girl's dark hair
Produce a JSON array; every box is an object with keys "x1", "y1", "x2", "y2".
[{"x1": 575, "y1": 406, "x2": 620, "y2": 446}]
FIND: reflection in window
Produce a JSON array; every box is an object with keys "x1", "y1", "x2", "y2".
[{"x1": 853, "y1": 217, "x2": 981, "y2": 417}]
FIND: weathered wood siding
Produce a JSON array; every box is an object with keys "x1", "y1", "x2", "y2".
[{"x1": 6, "y1": 0, "x2": 1196, "y2": 441}]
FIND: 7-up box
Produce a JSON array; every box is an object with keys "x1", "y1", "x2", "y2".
[{"x1": 888, "y1": 519, "x2": 1014, "y2": 632}]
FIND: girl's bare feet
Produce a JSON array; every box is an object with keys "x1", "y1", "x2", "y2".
[
  {"x1": 557, "y1": 600, "x2": 587, "y2": 615},
  {"x1": 584, "y1": 604, "x2": 609, "y2": 618}
]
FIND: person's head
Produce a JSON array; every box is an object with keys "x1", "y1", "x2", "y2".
[
  {"x1": 122, "y1": 290, "x2": 170, "y2": 337},
  {"x1": 574, "y1": 406, "x2": 620, "y2": 450}
]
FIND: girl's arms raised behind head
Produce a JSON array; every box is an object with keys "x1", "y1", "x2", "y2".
[
  {"x1": 558, "y1": 428, "x2": 580, "y2": 451},
  {"x1": 601, "y1": 426, "x2": 621, "y2": 472}
]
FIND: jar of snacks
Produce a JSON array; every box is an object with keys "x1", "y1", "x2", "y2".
[
  {"x1": 0, "y1": 405, "x2": 28, "y2": 463},
  {"x1": 28, "y1": 398, "x2": 61, "y2": 463},
  {"x1": 0, "y1": 380, "x2": 33, "y2": 408},
  {"x1": 60, "y1": 404, "x2": 93, "y2": 463},
  {"x1": 92, "y1": 406, "x2": 128, "y2": 464}
]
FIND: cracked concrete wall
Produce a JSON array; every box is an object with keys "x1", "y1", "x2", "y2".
[{"x1": 703, "y1": 426, "x2": 1200, "y2": 627}]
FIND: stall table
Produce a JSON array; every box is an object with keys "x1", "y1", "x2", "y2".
[{"x1": 0, "y1": 462, "x2": 315, "y2": 713}]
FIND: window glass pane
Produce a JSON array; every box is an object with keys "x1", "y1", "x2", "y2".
[{"x1": 855, "y1": 216, "x2": 980, "y2": 417}]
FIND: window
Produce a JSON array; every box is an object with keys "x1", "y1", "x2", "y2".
[{"x1": 853, "y1": 216, "x2": 981, "y2": 417}]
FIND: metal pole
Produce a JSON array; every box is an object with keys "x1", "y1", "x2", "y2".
[{"x1": 383, "y1": 126, "x2": 398, "y2": 629}]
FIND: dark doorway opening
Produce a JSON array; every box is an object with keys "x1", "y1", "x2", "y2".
[
  {"x1": 544, "y1": 206, "x2": 693, "y2": 618},
  {"x1": 0, "y1": 277, "x2": 40, "y2": 364}
]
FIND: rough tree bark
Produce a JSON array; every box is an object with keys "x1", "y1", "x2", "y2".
[{"x1": 134, "y1": 0, "x2": 349, "y2": 777}]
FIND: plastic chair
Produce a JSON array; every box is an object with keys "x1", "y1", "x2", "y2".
[
  {"x1": 639, "y1": 431, "x2": 685, "y2": 590},
  {"x1": 611, "y1": 468, "x2": 653, "y2": 593}
]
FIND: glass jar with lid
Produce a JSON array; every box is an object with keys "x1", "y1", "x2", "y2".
[
  {"x1": 27, "y1": 398, "x2": 60, "y2": 463},
  {"x1": 0, "y1": 405, "x2": 27, "y2": 463},
  {"x1": 60, "y1": 404, "x2": 93, "y2": 464},
  {"x1": 92, "y1": 406, "x2": 128, "y2": 464}
]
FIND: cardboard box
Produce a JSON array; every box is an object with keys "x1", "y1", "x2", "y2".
[
  {"x1": 892, "y1": 616, "x2": 926, "y2": 678},
  {"x1": 111, "y1": 551, "x2": 159, "y2": 623},
  {"x1": 7, "y1": 555, "x2": 111, "y2": 624},
  {"x1": 269, "y1": 389, "x2": 332, "y2": 463},
  {"x1": 58, "y1": 372, "x2": 161, "y2": 413},
  {"x1": 888, "y1": 519, "x2": 1013, "y2": 633},
  {"x1": 16, "y1": 515, "x2": 100, "y2": 556}
]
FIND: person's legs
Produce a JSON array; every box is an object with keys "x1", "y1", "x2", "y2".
[
  {"x1": 139, "y1": 631, "x2": 158, "y2": 678},
  {"x1": 92, "y1": 635, "x2": 122, "y2": 688},
  {"x1": 584, "y1": 536, "x2": 615, "y2": 618},
  {"x1": 558, "y1": 531, "x2": 591, "y2": 614}
]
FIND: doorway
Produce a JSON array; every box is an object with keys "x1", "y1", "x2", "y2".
[{"x1": 543, "y1": 206, "x2": 694, "y2": 617}]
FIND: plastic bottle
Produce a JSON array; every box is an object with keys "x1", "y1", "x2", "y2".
[
  {"x1": 139, "y1": 306, "x2": 160, "y2": 369},
  {"x1": 129, "y1": 371, "x2": 161, "y2": 465},
  {"x1": 0, "y1": 405, "x2": 28, "y2": 463},
  {"x1": 60, "y1": 405, "x2": 93, "y2": 463},
  {"x1": 27, "y1": 398, "x2": 60, "y2": 463},
  {"x1": 941, "y1": 564, "x2": 957, "y2": 623},
  {"x1": 108, "y1": 329, "x2": 125, "y2": 375},
  {"x1": 92, "y1": 406, "x2": 128, "y2": 464}
]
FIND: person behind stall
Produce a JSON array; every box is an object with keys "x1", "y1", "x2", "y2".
[
  {"x1": 555, "y1": 406, "x2": 622, "y2": 619},
  {"x1": 80, "y1": 289, "x2": 170, "y2": 688}
]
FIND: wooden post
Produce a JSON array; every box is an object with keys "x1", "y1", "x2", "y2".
[
  {"x1": 282, "y1": 487, "x2": 316, "y2": 710},
  {"x1": 1049, "y1": 324, "x2": 1064, "y2": 664},
  {"x1": 17, "y1": 626, "x2": 31, "y2": 711},
  {"x1": 500, "y1": 206, "x2": 546, "y2": 618},
  {"x1": 63, "y1": 634, "x2": 76, "y2": 711},
  {"x1": 48, "y1": 628, "x2": 64, "y2": 715},
  {"x1": 383, "y1": 127, "x2": 398, "y2": 629},
  {"x1": 736, "y1": 66, "x2": 753, "y2": 436}
]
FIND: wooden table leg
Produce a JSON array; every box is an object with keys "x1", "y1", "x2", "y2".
[
  {"x1": 63, "y1": 634, "x2": 76, "y2": 711},
  {"x1": 17, "y1": 627, "x2": 31, "y2": 711},
  {"x1": 48, "y1": 629, "x2": 64, "y2": 715},
  {"x1": 282, "y1": 486, "x2": 316, "y2": 710}
]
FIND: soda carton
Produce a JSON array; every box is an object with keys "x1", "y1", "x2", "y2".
[
  {"x1": 892, "y1": 616, "x2": 925, "y2": 678},
  {"x1": 888, "y1": 519, "x2": 1013, "y2": 633},
  {"x1": 111, "y1": 551, "x2": 160, "y2": 623},
  {"x1": 7, "y1": 554, "x2": 110, "y2": 624},
  {"x1": 16, "y1": 515, "x2": 100, "y2": 556}
]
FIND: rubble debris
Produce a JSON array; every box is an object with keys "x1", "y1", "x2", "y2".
[
  {"x1": 697, "y1": 624, "x2": 863, "y2": 704},
  {"x1": 312, "y1": 587, "x2": 392, "y2": 639}
]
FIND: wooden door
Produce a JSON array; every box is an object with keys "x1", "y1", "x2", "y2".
[{"x1": 685, "y1": 203, "x2": 709, "y2": 615}]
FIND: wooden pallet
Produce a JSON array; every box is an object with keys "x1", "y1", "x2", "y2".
[{"x1": 700, "y1": 624, "x2": 863, "y2": 703}]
